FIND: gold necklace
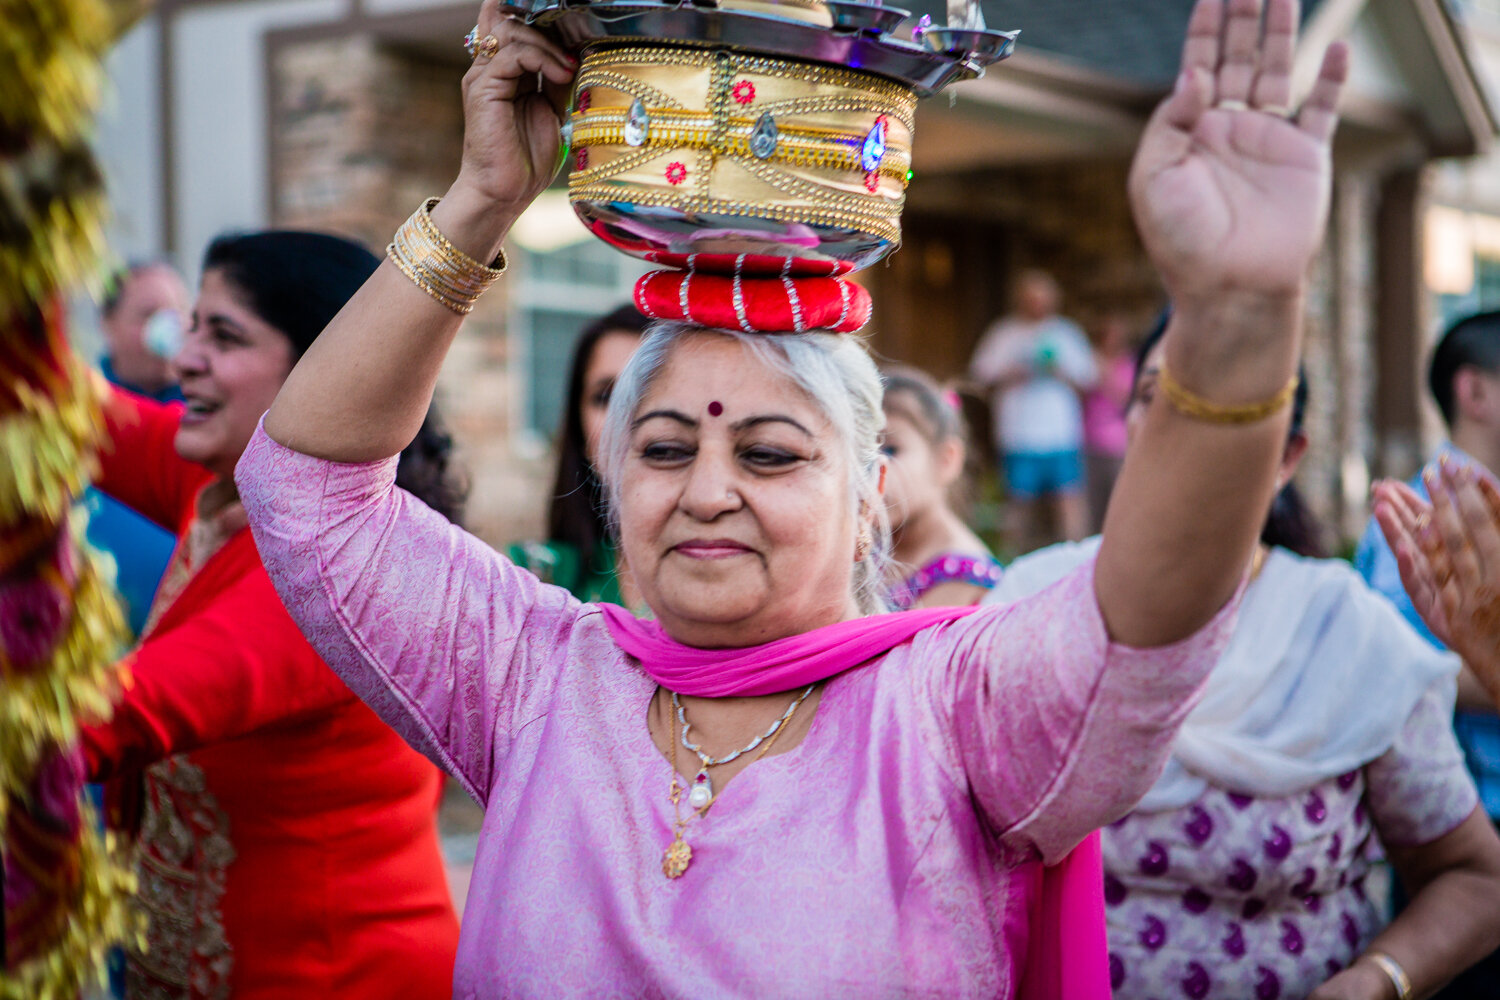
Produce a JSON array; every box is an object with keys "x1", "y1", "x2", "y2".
[{"x1": 661, "y1": 687, "x2": 811, "y2": 878}]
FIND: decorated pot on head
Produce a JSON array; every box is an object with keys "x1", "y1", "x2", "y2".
[{"x1": 502, "y1": 0, "x2": 1016, "y2": 328}]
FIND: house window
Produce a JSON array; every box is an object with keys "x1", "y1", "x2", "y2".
[
  {"x1": 510, "y1": 237, "x2": 649, "y2": 443},
  {"x1": 1437, "y1": 255, "x2": 1500, "y2": 328}
]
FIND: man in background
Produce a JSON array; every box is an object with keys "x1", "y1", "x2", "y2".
[
  {"x1": 1355, "y1": 309, "x2": 1500, "y2": 999},
  {"x1": 86, "y1": 261, "x2": 190, "y2": 636},
  {"x1": 969, "y1": 269, "x2": 1096, "y2": 551},
  {"x1": 99, "y1": 261, "x2": 188, "y2": 399}
]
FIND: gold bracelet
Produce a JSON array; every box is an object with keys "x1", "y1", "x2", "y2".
[
  {"x1": 1364, "y1": 952, "x2": 1413, "y2": 1000},
  {"x1": 386, "y1": 197, "x2": 507, "y2": 315},
  {"x1": 1157, "y1": 362, "x2": 1299, "y2": 426}
]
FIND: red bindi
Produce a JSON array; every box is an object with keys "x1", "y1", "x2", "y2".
[{"x1": 707, "y1": 401, "x2": 723, "y2": 417}]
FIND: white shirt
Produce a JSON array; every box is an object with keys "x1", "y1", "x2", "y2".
[{"x1": 969, "y1": 315, "x2": 1097, "y2": 454}]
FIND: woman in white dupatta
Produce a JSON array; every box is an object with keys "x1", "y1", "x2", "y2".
[{"x1": 987, "y1": 317, "x2": 1500, "y2": 1000}]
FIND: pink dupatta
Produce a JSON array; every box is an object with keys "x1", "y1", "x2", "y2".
[{"x1": 599, "y1": 603, "x2": 1111, "y2": 1000}]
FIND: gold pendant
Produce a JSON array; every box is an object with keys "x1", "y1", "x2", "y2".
[{"x1": 662, "y1": 832, "x2": 692, "y2": 878}]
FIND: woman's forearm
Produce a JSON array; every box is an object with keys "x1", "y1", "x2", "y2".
[
  {"x1": 263, "y1": 182, "x2": 516, "y2": 461},
  {"x1": 1096, "y1": 295, "x2": 1299, "y2": 647},
  {"x1": 1357, "y1": 809, "x2": 1500, "y2": 998},
  {"x1": 1357, "y1": 866, "x2": 1500, "y2": 998}
]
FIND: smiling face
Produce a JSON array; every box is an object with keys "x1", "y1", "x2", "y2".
[
  {"x1": 617, "y1": 334, "x2": 866, "y2": 646},
  {"x1": 171, "y1": 268, "x2": 296, "y2": 480}
]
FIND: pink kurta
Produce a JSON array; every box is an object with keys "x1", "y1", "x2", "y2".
[{"x1": 237, "y1": 425, "x2": 1234, "y2": 999}]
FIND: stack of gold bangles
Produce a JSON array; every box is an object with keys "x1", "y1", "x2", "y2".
[{"x1": 387, "y1": 197, "x2": 507, "y2": 315}]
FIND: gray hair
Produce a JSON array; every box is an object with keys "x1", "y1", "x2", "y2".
[{"x1": 596, "y1": 322, "x2": 892, "y2": 615}]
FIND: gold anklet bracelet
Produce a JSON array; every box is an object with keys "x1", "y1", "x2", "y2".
[
  {"x1": 387, "y1": 197, "x2": 507, "y2": 315},
  {"x1": 1157, "y1": 363, "x2": 1298, "y2": 425}
]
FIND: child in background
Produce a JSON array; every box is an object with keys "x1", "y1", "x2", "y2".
[{"x1": 882, "y1": 367, "x2": 1004, "y2": 609}]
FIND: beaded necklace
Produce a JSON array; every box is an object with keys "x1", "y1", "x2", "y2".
[
  {"x1": 661, "y1": 685, "x2": 814, "y2": 878},
  {"x1": 673, "y1": 683, "x2": 815, "y2": 806}
]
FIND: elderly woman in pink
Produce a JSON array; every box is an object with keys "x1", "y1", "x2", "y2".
[{"x1": 235, "y1": 0, "x2": 1348, "y2": 995}]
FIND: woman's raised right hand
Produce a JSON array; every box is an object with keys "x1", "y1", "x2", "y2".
[{"x1": 441, "y1": 0, "x2": 577, "y2": 250}]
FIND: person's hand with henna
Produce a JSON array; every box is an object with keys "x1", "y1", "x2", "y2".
[{"x1": 1375, "y1": 459, "x2": 1500, "y2": 711}]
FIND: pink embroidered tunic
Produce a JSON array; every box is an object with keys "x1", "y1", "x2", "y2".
[{"x1": 237, "y1": 426, "x2": 1235, "y2": 999}]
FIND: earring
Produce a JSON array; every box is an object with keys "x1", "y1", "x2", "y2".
[{"x1": 854, "y1": 531, "x2": 871, "y2": 562}]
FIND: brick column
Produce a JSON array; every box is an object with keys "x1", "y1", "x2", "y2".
[
  {"x1": 1373, "y1": 167, "x2": 1431, "y2": 482},
  {"x1": 268, "y1": 33, "x2": 544, "y2": 546}
]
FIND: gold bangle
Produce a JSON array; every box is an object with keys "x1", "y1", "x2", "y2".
[
  {"x1": 1364, "y1": 952, "x2": 1413, "y2": 1000},
  {"x1": 386, "y1": 197, "x2": 507, "y2": 315},
  {"x1": 1157, "y1": 363, "x2": 1299, "y2": 426}
]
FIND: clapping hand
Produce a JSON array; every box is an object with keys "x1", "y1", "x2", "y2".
[
  {"x1": 1375, "y1": 463, "x2": 1500, "y2": 709},
  {"x1": 1129, "y1": 0, "x2": 1347, "y2": 308}
]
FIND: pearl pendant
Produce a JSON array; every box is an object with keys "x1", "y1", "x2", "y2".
[{"x1": 688, "y1": 771, "x2": 713, "y2": 810}]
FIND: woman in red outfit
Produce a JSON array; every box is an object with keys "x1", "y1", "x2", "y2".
[{"x1": 82, "y1": 231, "x2": 461, "y2": 1000}]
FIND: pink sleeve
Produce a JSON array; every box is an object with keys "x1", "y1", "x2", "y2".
[
  {"x1": 1365, "y1": 679, "x2": 1479, "y2": 847},
  {"x1": 916, "y1": 561, "x2": 1236, "y2": 863},
  {"x1": 235, "y1": 423, "x2": 583, "y2": 805}
]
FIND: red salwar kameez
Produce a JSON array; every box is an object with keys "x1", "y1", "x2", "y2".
[{"x1": 82, "y1": 389, "x2": 459, "y2": 1000}]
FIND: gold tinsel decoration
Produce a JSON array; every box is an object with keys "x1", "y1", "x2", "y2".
[{"x1": 2, "y1": 0, "x2": 147, "y2": 994}]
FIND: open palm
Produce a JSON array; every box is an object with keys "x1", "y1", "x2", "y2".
[{"x1": 1130, "y1": 0, "x2": 1348, "y2": 302}]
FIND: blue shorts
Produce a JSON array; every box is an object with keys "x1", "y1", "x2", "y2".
[{"x1": 1003, "y1": 449, "x2": 1083, "y2": 499}]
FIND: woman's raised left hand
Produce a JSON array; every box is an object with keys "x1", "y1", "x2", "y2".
[{"x1": 1129, "y1": 0, "x2": 1347, "y2": 308}]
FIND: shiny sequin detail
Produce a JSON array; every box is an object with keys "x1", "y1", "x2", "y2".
[
  {"x1": 624, "y1": 98, "x2": 650, "y2": 147},
  {"x1": 749, "y1": 113, "x2": 779, "y2": 159},
  {"x1": 860, "y1": 115, "x2": 887, "y2": 172}
]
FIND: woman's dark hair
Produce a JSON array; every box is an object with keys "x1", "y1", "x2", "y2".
[
  {"x1": 1134, "y1": 311, "x2": 1324, "y2": 558},
  {"x1": 549, "y1": 304, "x2": 651, "y2": 566},
  {"x1": 397, "y1": 402, "x2": 469, "y2": 527},
  {"x1": 201, "y1": 230, "x2": 380, "y2": 360},
  {"x1": 1429, "y1": 310, "x2": 1500, "y2": 428},
  {"x1": 204, "y1": 229, "x2": 465, "y2": 523}
]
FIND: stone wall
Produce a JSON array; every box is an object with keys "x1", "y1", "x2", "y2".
[{"x1": 269, "y1": 33, "x2": 549, "y2": 547}]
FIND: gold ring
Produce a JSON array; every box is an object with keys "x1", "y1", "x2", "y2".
[
  {"x1": 1216, "y1": 99, "x2": 1249, "y2": 111},
  {"x1": 476, "y1": 33, "x2": 500, "y2": 59},
  {"x1": 463, "y1": 25, "x2": 480, "y2": 57}
]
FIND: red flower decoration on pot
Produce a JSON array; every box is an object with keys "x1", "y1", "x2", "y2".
[
  {"x1": 864, "y1": 171, "x2": 880, "y2": 192},
  {"x1": 665, "y1": 162, "x2": 688, "y2": 185},
  {"x1": 575, "y1": 148, "x2": 590, "y2": 170},
  {"x1": 576, "y1": 88, "x2": 592, "y2": 112},
  {"x1": 732, "y1": 80, "x2": 755, "y2": 105}
]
